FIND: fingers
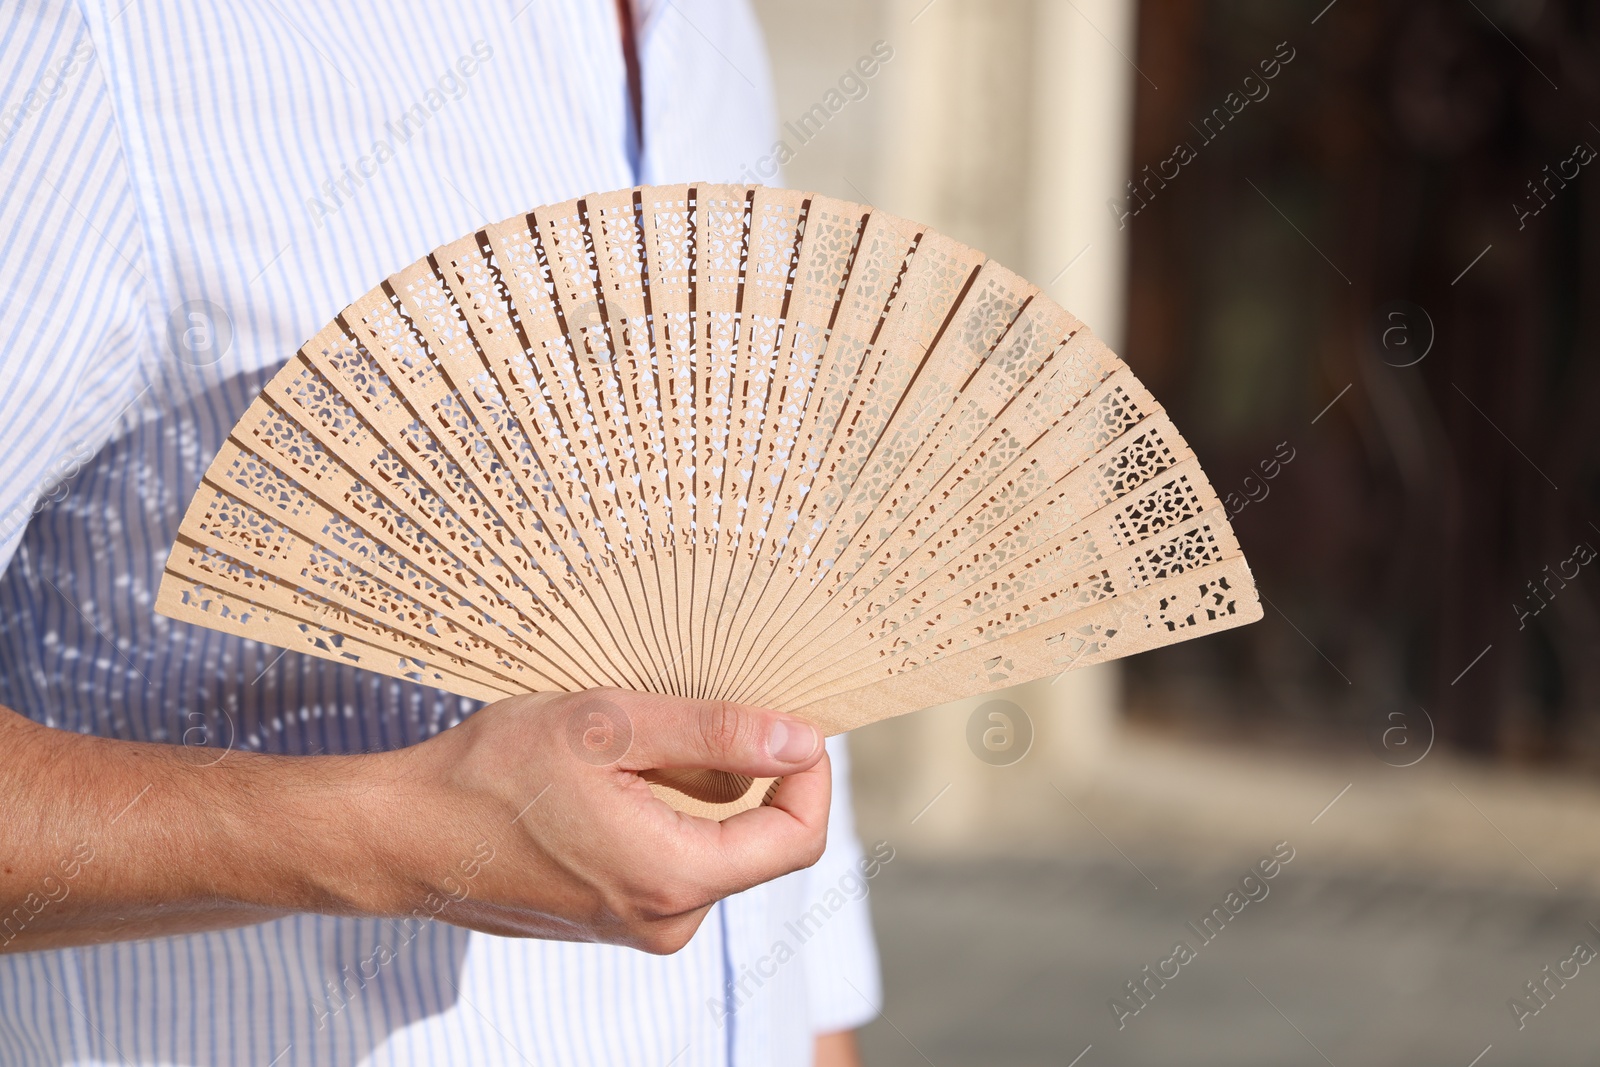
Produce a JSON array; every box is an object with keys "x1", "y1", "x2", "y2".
[
  {"x1": 628, "y1": 904, "x2": 714, "y2": 956},
  {"x1": 606, "y1": 691, "x2": 824, "y2": 779},
  {"x1": 674, "y1": 750, "x2": 833, "y2": 898},
  {"x1": 432, "y1": 689, "x2": 835, "y2": 952}
]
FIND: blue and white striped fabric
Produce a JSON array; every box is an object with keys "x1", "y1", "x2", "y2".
[{"x1": 0, "y1": 2, "x2": 883, "y2": 1064}]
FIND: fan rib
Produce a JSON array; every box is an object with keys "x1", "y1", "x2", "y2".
[
  {"x1": 734, "y1": 276, "x2": 1036, "y2": 700},
  {"x1": 702, "y1": 202, "x2": 874, "y2": 699},
  {"x1": 494, "y1": 222, "x2": 661, "y2": 689},
  {"x1": 709, "y1": 220, "x2": 937, "y2": 701},
  {"x1": 330, "y1": 293, "x2": 635, "y2": 689},
  {"x1": 577, "y1": 192, "x2": 682, "y2": 695},
  {"x1": 247, "y1": 359, "x2": 627, "y2": 690},
  {"x1": 563, "y1": 199, "x2": 679, "y2": 692},
  {"x1": 752, "y1": 393, "x2": 1202, "y2": 703},
  {"x1": 702, "y1": 198, "x2": 863, "y2": 698},
  {"x1": 695, "y1": 190, "x2": 809, "y2": 700},
  {"x1": 729, "y1": 299, "x2": 1095, "y2": 702},
  {"x1": 176, "y1": 477, "x2": 585, "y2": 693},
  {"x1": 718, "y1": 244, "x2": 987, "y2": 702},
  {"x1": 691, "y1": 187, "x2": 760, "y2": 697},
  {"x1": 202, "y1": 419, "x2": 609, "y2": 691}
]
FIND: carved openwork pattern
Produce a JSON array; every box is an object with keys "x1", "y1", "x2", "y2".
[{"x1": 160, "y1": 183, "x2": 1259, "y2": 748}]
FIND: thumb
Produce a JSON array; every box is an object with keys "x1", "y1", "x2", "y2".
[{"x1": 607, "y1": 692, "x2": 824, "y2": 778}]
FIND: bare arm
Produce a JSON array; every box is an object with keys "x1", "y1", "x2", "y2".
[
  {"x1": 0, "y1": 704, "x2": 364, "y2": 949},
  {"x1": 0, "y1": 690, "x2": 829, "y2": 954},
  {"x1": 814, "y1": 1029, "x2": 864, "y2": 1067}
]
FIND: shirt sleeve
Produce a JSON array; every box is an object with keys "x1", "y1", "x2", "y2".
[
  {"x1": 0, "y1": 0, "x2": 152, "y2": 577},
  {"x1": 800, "y1": 733, "x2": 886, "y2": 1034}
]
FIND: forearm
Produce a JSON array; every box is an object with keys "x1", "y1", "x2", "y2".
[
  {"x1": 0, "y1": 704, "x2": 387, "y2": 952},
  {"x1": 0, "y1": 689, "x2": 833, "y2": 958},
  {"x1": 813, "y1": 1029, "x2": 863, "y2": 1067}
]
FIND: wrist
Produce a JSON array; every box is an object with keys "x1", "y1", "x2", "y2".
[{"x1": 207, "y1": 747, "x2": 405, "y2": 920}]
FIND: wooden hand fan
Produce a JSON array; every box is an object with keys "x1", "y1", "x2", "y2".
[{"x1": 156, "y1": 183, "x2": 1261, "y2": 817}]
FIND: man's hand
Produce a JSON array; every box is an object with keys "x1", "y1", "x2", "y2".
[
  {"x1": 0, "y1": 690, "x2": 829, "y2": 954},
  {"x1": 358, "y1": 689, "x2": 830, "y2": 952}
]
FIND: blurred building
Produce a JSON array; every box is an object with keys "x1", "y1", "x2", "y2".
[
  {"x1": 749, "y1": 1, "x2": 1600, "y2": 1064},
  {"x1": 1123, "y1": 0, "x2": 1600, "y2": 766}
]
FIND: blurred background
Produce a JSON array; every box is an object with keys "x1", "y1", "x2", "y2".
[{"x1": 746, "y1": 0, "x2": 1600, "y2": 1063}]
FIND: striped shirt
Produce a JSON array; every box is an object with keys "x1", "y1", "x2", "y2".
[{"x1": 0, "y1": 2, "x2": 882, "y2": 1064}]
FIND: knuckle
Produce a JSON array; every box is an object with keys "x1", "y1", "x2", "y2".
[
  {"x1": 627, "y1": 891, "x2": 671, "y2": 922},
  {"x1": 634, "y1": 915, "x2": 703, "y2": 956},
  {"x1": 633, "y1": 879, "x2": 700, "y2": 920},
  {"x1": 664, "y1": 885, "x2": 702, "y2": 916},
  {"x1": 698, "y1": 700, "x2": 746, "y2": 758},
  {"x1": 635, "y1": 926, "x2": 688, "y2": 956},
  {"x1": 588, "y1": 686, "x2": 630, "y2": 707}
]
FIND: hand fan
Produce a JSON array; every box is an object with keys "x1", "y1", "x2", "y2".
[{"x1": 156, "y1": 183, "x2": 1261, "y2": 818}]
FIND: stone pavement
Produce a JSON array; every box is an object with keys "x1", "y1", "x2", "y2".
[
  {"x1": 857, "y1": 855, "x2": 1599, "y2": 1066},
  {"x1": 846, "y1": 723, "x2": 1600, "y2": 1065}
]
